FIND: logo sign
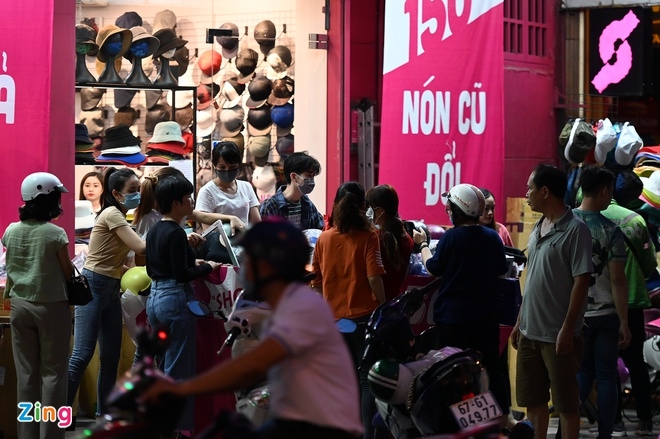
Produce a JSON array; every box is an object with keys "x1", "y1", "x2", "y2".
[
  {"x1": 589, "y1": 8, "x2": 648, "y2": 96},
  {"x1": 379, "y1": 0, "x2": 505, "y2": 225}
]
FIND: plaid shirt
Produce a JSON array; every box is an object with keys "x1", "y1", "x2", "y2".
[{"x1": 259, "y1": 187, "x2": 325, "y2": 230}]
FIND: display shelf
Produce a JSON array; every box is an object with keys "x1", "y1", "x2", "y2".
[{"x1": 75, "y1": 83, "x2": 198, "y2": 92}]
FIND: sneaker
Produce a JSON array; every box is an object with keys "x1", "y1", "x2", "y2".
[
  {"x1": 587, "y1": 423, "x2": 627, "y2": 437},
  {"x1": 635, "y1": 420, "x2": 654, "y2": 436}
]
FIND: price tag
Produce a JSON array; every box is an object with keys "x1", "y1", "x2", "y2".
[{"x1": 450, "y1": 391, "x2": 502, "y2": 430}]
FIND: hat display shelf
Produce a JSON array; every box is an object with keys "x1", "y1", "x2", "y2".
[
  {"x1": 154, "y1": 50, "x2": 178, "y2": 87},
  {"x1": 76, "y1": 51, "x2": 97, "y2": 84},
  {"x1": 97, "y1": 33, "x2": 126, "y2": 84}
]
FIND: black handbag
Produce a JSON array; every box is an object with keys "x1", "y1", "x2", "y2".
[{"x1": 67, "y1": 265, "x2": 93, "y2": 306}]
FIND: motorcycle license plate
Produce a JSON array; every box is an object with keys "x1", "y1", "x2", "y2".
[{"x1": 450, "y1": 391, "x2": 502, "y2": 430}]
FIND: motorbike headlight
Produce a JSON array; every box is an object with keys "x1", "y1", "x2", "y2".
[{"x1": 247, "y1": 388, "x2": 270, "y2": 409}]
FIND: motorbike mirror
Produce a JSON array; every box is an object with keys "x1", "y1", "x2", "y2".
[
  {"x1": 187, "y1": 300, "x2": 212, "y2": 317},
  {"x1": 336, "y1": 318, "x2": 357, "y2": 333}
]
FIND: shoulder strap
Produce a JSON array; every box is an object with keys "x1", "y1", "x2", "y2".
[{"x1": 622, "y1": 233, "x2": 642, "y2": 267}]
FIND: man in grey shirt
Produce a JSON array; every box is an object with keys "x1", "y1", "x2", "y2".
[{"x1": 510, "y1": 163, "x2": 593, "y2": 439}]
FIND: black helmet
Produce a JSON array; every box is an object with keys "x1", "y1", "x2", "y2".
[{"x1": 235, "y1": 219, "x2": 311, "y2": 282}]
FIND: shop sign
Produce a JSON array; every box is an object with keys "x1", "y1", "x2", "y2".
[
  {"x1": 379, "y1": 0, "x2": 505, "y2": 225},
  {"x1": 589, "y1": 8, "x2": 647, "y2": 96}
]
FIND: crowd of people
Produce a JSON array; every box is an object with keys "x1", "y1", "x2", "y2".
[{"x1": 2, "y1": 153, "x2": 659, "y2": 439}]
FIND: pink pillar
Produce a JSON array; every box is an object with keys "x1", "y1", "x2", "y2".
[{"x1": 0, "y1": 0, "x2": 75, "y2": 248}]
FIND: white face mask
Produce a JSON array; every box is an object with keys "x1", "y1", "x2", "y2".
[{"x1": 366, "y1": 207, "x2": 380, "y2": 229}]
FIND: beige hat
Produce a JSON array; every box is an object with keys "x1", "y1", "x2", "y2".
[{"x1": 96, "y1": 25, "x2": 133, "y2": 62}]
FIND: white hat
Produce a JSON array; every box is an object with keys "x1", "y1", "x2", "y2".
[
  {"x1": 101, "y1": 145, "x2": 142, "y2": 155},
  {"x1": 640, "y1": 171, "x2": 660, "y2": 199},
  {"x1": 196, "y1": 106, "x2": 217, "y2": 138},
  {"x1": 149, "y1": 121, "x2": 185, "y2": 145},
  {"x1": 75, "y1": 200, "x2": 96, "y2": 231}
]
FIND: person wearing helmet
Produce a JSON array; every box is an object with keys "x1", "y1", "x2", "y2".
[
  {"x1": 2, "y1": 172, "x2": 72, "y2": 438},
  {"x1": 141, "y1": 220, "x2": 363, "y2": 439},
  {"x1": 412, "y1": 183, "x2": 510, "y2": 427},
  {"x1": 68, "y1": 167, "x2": 148, "y2": 424}
]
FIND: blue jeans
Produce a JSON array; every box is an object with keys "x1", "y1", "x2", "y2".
[
  {"x1": 577, "y1": 313, "x2": 620, "y2": 439},
  {"x1": 146, "y1": 278, "x2": 196, "y2": 431},
  {"x1": 68, "y1": 269, "x2": 123, "y2": 416}
]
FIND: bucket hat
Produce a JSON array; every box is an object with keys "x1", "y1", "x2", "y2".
[
  {"x1": 75, "y1": 123, "x2": 94, "y2": 144},
  {"x1": 149, "y1": 121, "x2": 185, "y2": 145},
  {"x1": 96, "y1": 25, "x2": 133, "y2": 62},
  {"x1": 102, "y1": 124, "x2": 140, "y2": 150},
  {"x1": 76, "y1": 24, "x2": 99, "y2": 56},
  {"x1": 80, "y1": 88, "x2": 106, "y2": 111},
  {"x1": 124, "y1": 26, "x2": 159, "y2": 60},
  {"x1": 247, "y1": 106, "x2": 272, "y2": 136},
  {"x1": 266, "y1": 46, "x2": 292, "y2": 80},
  {"x1": 145, "y1": 104, "x2": 172, "y2": 135},
  {"x1": 235, "y1": 48, "x2": 259, "y2": 84},
  {"x1": 153, "y1": 9, "x2": 177, "y2": 33},
  {"x1": 75, "y1": 200, "x2": 96, "y2": 231},
  {"x1": 246, "y1": 76, "x2": 272, "y2": 108},
  {"x1": 220, "y1": 77, "x2": 245, "y2": 109},
  {"x1": 271, "y1": 103, "x2": 293, "y2": 128},
  {"x1": 254, "y1": 20, "x2": 276, "y2": 56},
  {"x1": 268, "y1": 76, "x2": 294, "y2": 106},
  {"x1": 115, "y1": 11, "x2": 142, "y2": 29},
  {"x1": 218, "y1": 106, "x2": 245, "y2": 138},
  {"x1": 153, "y1": 28, "x2": 187, "y2": 59},
  {"x1": 216, "y1": 23, "x2": 240, "y2": 59}
]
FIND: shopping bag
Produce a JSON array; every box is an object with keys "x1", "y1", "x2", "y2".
[
  {"x1": 120, "y1": 291, "x2": 149, "y2": 346},
  {"x1": 191, "y1": 265, "x2": 242, "y2": 319},
  {"x1": 594, "y1": 118, "x2": 617, "y2": 164}
]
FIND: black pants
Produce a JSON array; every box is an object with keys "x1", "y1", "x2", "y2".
[{"x1": 257, "y1": 419, "x2": 359, "y2": 439}]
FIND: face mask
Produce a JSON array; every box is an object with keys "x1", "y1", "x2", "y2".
[
  {"x1": 120, "y1": 192, "x2": 141, "y2": 210},
  {"x1": 104, "y1": 41, "x2": 124, "y2": 57},
  {"x1": 130, "y1": 41, "x2": 150, "y2": 58},
  {"x1": 216, "y1": 169, "x2": 239, "y2": 183},
  {"x1": 366, "y1": 207, "x2": 374, "y2": 220},
  {"x1": 297, "y1": 176, "x2": 315, "y2": 195},
  {"x1": 76, "y1": 43, "x2": 93, "y2": 55}
]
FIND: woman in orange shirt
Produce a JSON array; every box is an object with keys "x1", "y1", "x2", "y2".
[{"x1": 312, "y1": 181, "x2": 385, "y2": 439}]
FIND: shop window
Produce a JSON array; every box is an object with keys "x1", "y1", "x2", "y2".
[{"x1": 504, "y1": 0, "x2": 549, "y2": 63}]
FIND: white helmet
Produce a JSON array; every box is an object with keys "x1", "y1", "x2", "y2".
[
  {"x1": 446, "y1": 183, "x2": 485, "y2": 218},
  {"x1": 21, "y1": 172, "x2": 68, "y2": 202}
]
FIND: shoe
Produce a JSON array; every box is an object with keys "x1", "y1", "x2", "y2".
[
  {"x1": 586, "y1": 422, "x2": 627, "y2": 437},
  {"x1": 635, "y1": 420, "x2": 654, "y2": 436},
  {"x1": 65, "y1": 415, "x2": 77, "y2": 432}
]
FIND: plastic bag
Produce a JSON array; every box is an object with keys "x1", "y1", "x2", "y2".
[
  {"x1": 615, "y1": 122, "x2": 643, "y2": 166},
  {"x1": 594, "y1": 118, "x2": 617, "y2": 164}
]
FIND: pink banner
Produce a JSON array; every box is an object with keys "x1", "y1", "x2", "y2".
[
  {"x1": 0, "y1": 0, "x2": 75, "y2": 237},
  {"x1": 379, "y1": 0, "x2": 505, "y2": 225}
]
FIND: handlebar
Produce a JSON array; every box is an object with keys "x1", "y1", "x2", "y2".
[{"x1": 217, "y1": 326, "x2": 243, "y2": 356}]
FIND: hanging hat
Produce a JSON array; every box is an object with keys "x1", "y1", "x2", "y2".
[
  {"x1": 75, "y1": 123, "x2": 94, "y2": 145},
  {"x1": 124, "y1": 26, "x2": 159, "y2": 60},
  {"x1": 149, "y1": 121, "x2": 185, "y2": 145},
  {"x1": 196, "y1": 106, "x2": 217, "y2": 138},
  {"x1": 79, "y1": 109, "x2": 104, "y2": 138},
  {"x1": 76, "y1": 24, "x2": 99, "y2": 56},
  {"x1": 75, "y1": 200, "x2": 96, "y2": 231},
  {"x1": 175, "y1": 104, "x2": 194, "y2": 131},
  {"x1": 114, "y1": 89, "x2": 137, "y2": 109},
  {"x1": 266, "y1": 46, "x2": 292, "y2": 80},
  {"x1": 247, "y1": 106, "x2": 272, "y2": 136},
  {"x1": 218, "y1": 106, "x2": 245, "y2": 138},
  {"x1": 114, "y1": 107, "x2": 139, "y2": 127},
  {"x1": 172, "y1": 46, "x2": 190, "y2": 76},
  {"x1": 220, "y1": 77, "x2": 245, "y2": 109},
  {"x1": 80, "y1": 87, "x2": 106, "y2": 111},
  {"x1": 268, "y1": 76, "x2": 294, "y2": 106},
  {"x1": 271, "y1": 103, "x2": 293, "y2": 128},
  {"x1": 246, "y1": 76, "x2": 272, "y2": 109},
  {"x1": 222, "y1": 134, "x2": 245, "y2": 158},
  {"x1": 248, "y1": 135, "x2": 271, "y2": 159},
  {"x1": 153, "y1": 28, "x2": 187, "y2": 59},
  {"x1": 103, "y1": 124, "x2": 140, "y2": 149},
  {"x1": 215, "y1": 22, "x2": 240, "y2": 59},
  {"x1": 145, "y1": 90, "x2": 163, "y2": 110},
  {"x1": 198, "y1": 50, "x2": 222, "y2": 78},
  {"x1": 235, "y1": 48, "x2": 259, "y2": 84},
  {"x1": 96, "y1": 25, "x2": 133, "y2": 62},
  {"x1": 254, "y1": 20, "x2": 276, "y2": 57},
  {"x1": 152, "y1": 10, "x2": 177, "y2": 33},
  {"x1": 166, "y1": 77, "x2": 195, "y2": 109},
  {"x1": 275, "y1": 134, "x2": 294, "y2": 158},
  {"x1": 197, "y1": 84, "x2": 213, "y2": 110},
  {"x1": 145, "y1": 104, "x2": 172, "y2": 135},
  {"x1": 115, "y1": 11, "x2": 142, "y2": 29}
]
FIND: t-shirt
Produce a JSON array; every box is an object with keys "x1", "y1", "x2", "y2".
[
  {"x1": 264, "y1": 283, "x2": 363, "y2": 435},
  {"x1": 134, "y1": 209, "x2": 162, "y2": 238},
  {"x1": 379, "y1": 229, "x2": 414, "y2": 301},
  {"x1": 519, "y1": 208, "x2": 593, "y2": 342},
  {"x1": 496, "y1": 222, "x2": 514, "y2": 247},
  {"x1": 286, "y1": 201, "x2": 302, "y2": 228},
  {"x1": 145, "y1": 220, "x2": 212, "y2": 282},
  {"x1": 2, "y1": 220, "x2": 68, "y2": 302},
  {"x1": 425, "y1": 226, "x2": 509, "y2": 324},
  {"x1": 312, "y1": 228, "x2": 386, "y2": 319},
  {"x1": 84, "y1": 206, "x2": 132, "y2": 279},
  {"x1": 602, "y1": 202, "x2": 657, "y2": 309},
  {"x1": 573, "y1": 209, "x2": 627, "y2": 317},
  {"x1": 195, "y1": 180, "x2": 260, "y2": 225}
]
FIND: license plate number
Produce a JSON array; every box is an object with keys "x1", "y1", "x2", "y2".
[{"x1": 450, "y1": 391, "x2": 502, "y2": 430}]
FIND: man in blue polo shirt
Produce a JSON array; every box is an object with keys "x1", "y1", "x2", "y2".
[
  {"x1": 260, "y1": 152, "x2": 325, "y2": 230},
  {"x1": 511, "y1": 163, "x2": 593, "y2": 439}
]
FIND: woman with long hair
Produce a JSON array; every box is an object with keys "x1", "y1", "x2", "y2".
[
  {"x1": 479, "y1": 188, "x2": 514, "y2": 247},
  {"x1": 78, "y1": 171, "x2": 104, "y2": 213},
  {"x1": 312, "y1": 181, "x2": 385, "y2": 439},
  {"x1": 67, "y1": 167, "x2": 147, "y2": 424},
  {"x1": 2, "y1": 172, "x2": 72, "y2": 439},
  {"x1": 365, "y1": 184, "x2": 414, "y2": 301}
]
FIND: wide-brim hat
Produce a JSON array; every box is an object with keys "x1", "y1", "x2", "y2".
[
  {"x1": 114, "y1": 89, "x2": 137, "y2": 109},
  {"x1": 96, "y1": 25, "x2": 133, "y2": 62},
  {"x1": 268, "y1": 76, "x2": 294, "y2": 106},
  {"x1": 124, "y1": 26, "x2": 160, "y2": 60},
  {"x1": 76, "y1": 24, "x2": 99, "y2": 56},
  {"x1": 75, "y1": 200, "x2": 96, "y2": 231},
  {"x1": 246, "y1": 76, "x2": 272, "y2": 108},
  {"x1": 235, "y1": 48, "x2": 259, "y2": 84},
  {"x1": 216, "y1": 22, "x2": 240, "y2": 59},
  {"x1": 147, "y1": 141, "x2": 188, "y2": 156},
  {"x1": 96, "y1": 152, "x2": 148, "y2": 166},
  {"x1": 153, "y1": 28, "x2": 187, "y2": 59},
  {"x1": 149, "y1": 120, "x2": 185, "y2": 145},
  {"x1": 102, "y1": 124, "x2": 141, "y2": 150},
  {"x1": 196, "y1": 106, "x2": 217, "y2": 138},
  {"x1": 75, "y1": 123, "x2": 94, "y2": 144},
  {"x1": 275, "y1": 134, "x2": 294, "y2": 158},
  {"x1": 218, "y1": 105, "x2": 245, "y2": 138},
  {"x1": 145, "y1": 104, "x2": 172, "y2": 135},
  {"x1": 80, "y1": 87, "x2": 106, "y2": 111},
  {"x1": 102, "y1": 145, "x2": 142, "y2": 155},
  {"x1": 114, "y1": 107, "x2": 139, "y2": 127},
  {"x1": 247, "y1": 107, "x2": 272, "y2": 136},
  {"x1": 271, "y1": 103, "x2": 293, "y2": 128}
]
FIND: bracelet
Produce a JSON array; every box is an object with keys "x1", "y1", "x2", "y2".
[{"x1": 419, "y1": 242, "x2": 429, "y2": 250}]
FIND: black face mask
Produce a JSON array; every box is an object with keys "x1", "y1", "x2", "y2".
[{"x1": 216, "y1": 168, "x2": 239, "y2": 183}]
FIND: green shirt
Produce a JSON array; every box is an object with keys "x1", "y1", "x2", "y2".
[{"x1": 2, "y1": 220, "x2": 68, "y2": 302}]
